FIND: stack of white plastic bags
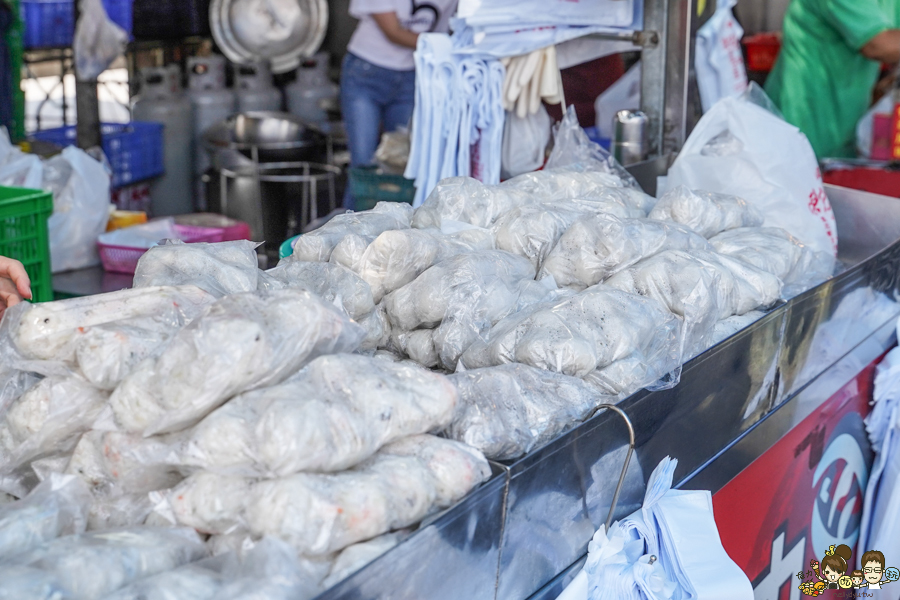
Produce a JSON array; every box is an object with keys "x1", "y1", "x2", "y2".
[
  {"x1": 451, "y1": 0, "x2": 642, "y2": 59},
  {"x1": 556, "y1": 457, "x2": 753, "y2": 600},
  {"x1": 406, "y1": 33, "x2": 506, "y2": 205},
  {"x1": 858, "y1": 323, "x2": 900, "y2": 574}
]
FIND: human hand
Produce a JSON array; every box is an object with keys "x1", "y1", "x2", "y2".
[{"x1": 0, "y1": 256, "x2": 33, "y2": 319}]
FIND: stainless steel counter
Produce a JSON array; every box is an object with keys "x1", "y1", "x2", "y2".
[
  {"x1": 311, "y1": 182, "x2": 900, "y2": 600},
  {"x1": 52, "y1": 266, "x2": 133, "y2": 298}
]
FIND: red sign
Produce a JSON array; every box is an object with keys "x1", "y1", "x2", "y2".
[{"x1": 713, "y1": 362, "x2": 878, "y2": 599}]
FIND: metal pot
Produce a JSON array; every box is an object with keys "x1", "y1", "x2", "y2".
[
  {"x1": 206, "y1": 157, "x2": 340, "y2": 259},
  {"x1": 210, "y1": 0, "x2": 328, "y2": 74},
  {"x1": 203, "y1": 111, "x2": 326, "y2": 164}
]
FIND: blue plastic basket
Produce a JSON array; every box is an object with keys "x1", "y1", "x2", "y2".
[
  {"x1": 20, "y1": 0, "x2": 132, "y2": 49},
  {"x1": 32, "y1": 121, "x2": 164, "y2": 189}
]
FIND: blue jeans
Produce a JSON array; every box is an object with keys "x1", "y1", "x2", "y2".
[{"x1": 340, "y1": 53, "x2": 416, "y2": 209}]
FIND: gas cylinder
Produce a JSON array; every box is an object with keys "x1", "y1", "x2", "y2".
[
  {"x1": 286, "y1": 53, "x2": 338, "y2": 126},
  {"x1": 132, "y1": 65, "x2": 194, "y2": 216},
  {"x1": 235, "y1": 61, "x2": 282, "y2": 113},
  {"x1": 188, "y1": 54, "x2": 237, "y2": 207}
]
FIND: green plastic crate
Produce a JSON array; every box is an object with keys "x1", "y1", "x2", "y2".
[
  {"x1": 349, "y1": 166, "x2": 415, "y2": 212},
  {"x1": 0, "y1": 186, "x2": 54, "y2": 303}
]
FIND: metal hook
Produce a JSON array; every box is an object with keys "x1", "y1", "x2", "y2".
[{"x1": 584, "y1": 403, "x2": 636, "y2": 533}]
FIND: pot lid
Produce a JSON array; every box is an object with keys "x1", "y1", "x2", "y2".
[{"x1": 210, "y1": 0, "x2": 328, "y2": 74}]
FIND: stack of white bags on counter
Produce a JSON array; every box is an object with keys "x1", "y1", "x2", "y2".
[
  {"x1": 0, "y1": 99, "x2": 838, "y2": 598},
  {"x1": 556, "y1": 457, "x2": 754, "y2": 600}
]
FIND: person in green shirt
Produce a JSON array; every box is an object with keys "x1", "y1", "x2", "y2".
[{"x1": 765, "y1": 0, "x2": 900, "y2": 158}]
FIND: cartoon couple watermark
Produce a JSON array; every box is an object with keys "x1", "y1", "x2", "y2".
[{"x1": 798, "y1": 545, "x2": 899, "y2": 596}]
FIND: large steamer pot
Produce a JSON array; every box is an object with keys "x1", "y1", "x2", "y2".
[{"x1": 203, "y1": 111, "x2": 326, "y2": 164}]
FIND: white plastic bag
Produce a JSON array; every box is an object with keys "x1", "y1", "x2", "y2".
[
  {"x1": 695, "y1": 0, "x2": 748, "y2": 113},
  {"x1": 44, "y1": 147, "x2": 112, "y2": 273},
  {"x1": 665, "y1": 94, "x2": 838, "y2": 257},
  {"x1": 501, "y1": 105, "x2": 552, "y2": 179},
  {"x1": 73, "y1": 0, "x2": 128, "y2": 80}
]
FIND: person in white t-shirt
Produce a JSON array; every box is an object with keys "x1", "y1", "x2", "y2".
[{"x1": 340, "y1": 0, "x2": 458, "y2": 208}]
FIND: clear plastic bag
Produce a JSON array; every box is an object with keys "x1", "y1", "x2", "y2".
[
  {"x1": 322, "y1": 531, "x2": 408, "y2": 590},
  {"x1": 66, "y1": 430, "x2": 185, "y2": 498},
  {"x1": 446, "y1": 364, "x2": 614, "y2": 460},
  {"x1": 169, "y1": 435, "x2": 491, "y2": 555},
  {"x1": 329, "y1": 233, "x2": 374, "y2": 273},
  {"x1": 216, "y1": 537, "x2": 323, "y2": 600},
  {"x1": 183, "y1": 354, "x2": 458, "y2": 477},
  {"x1": 356, "y1": 227, "x2": 493, "y2": 304},
  {"x1": 102, "y1": 560, "x2": 225, "y2": 600},
  {"x1": 0, "y1": 526, "x2": 207, "y2": 599},
  {"x1": 259, "y1": 260, "x2": 376, "y2": 321},
  {"x1": 359, "y1": 304, "x2": 391, "y2": 351},
  {"x1": 709, "y1": 227, "x2": 835, "y2": 298},
  {"x1": 0, "y1": 474, "x2": 91, "y2": 561},
  {"x1": 0, "y1": 376, "x2": 109, "y2": 495},
  {"x1": 648, "y1": 185, "x2": 764, "y2": 238},
  {"x1": 134, "y1": 240, "x2": 261, "y2": 298},
  {"x1": 708, "y1": 311, "x2": 766, "y2": 350},
  {"x1": 0, "y1": 368, "x2": 41, "y2": 419},
  {"x1": 74, "y1": 317, "x2": 178, "y2": 391},
  {"x1": 460, "y1": 286, "x2": 682, "y2": 390},
  {"x1": 605, "y1": 248, "x2": 781, "y2": 350},
  {"x1": 107, "y1": 290, "x2": 364, "y2": 436},
  {"x1": 0, "y1": 566, "x2": 71, "y2": 600},
  {"x1": 1, "y1": 285, "x2": 214, "y2": 369},
  {"x1": 384, "y1": 250, "x2": 536, "y2": 332},
  {"x1": 411, "y1": 177, "x2": 534, "y2": 230},
  {"x1": 492, "y1": 199, "x2": 646, "y2": 272},
  {"x1": 543, "y1": 105, "x2": 639, "y2": 188},
  {"x1": 384, "y1": 250, "x2": 548, "y2": 369},
  {"x1": 539, "y1": 214, "x2": 710, "y2": 291},
  {"x1": 390, "y1": 329, "x2": 441, "y2": 368},
  {"x1": 289, "y1": 202, "x2": 413, "y2": 263}
]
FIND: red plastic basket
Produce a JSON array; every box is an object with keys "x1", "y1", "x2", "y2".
[
  {"x1": 98, "y1": 224, "x2": 221, "y2": 274},
  {"x1": 743, "y1": 33, "x2": 781, "y2": 73}
]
